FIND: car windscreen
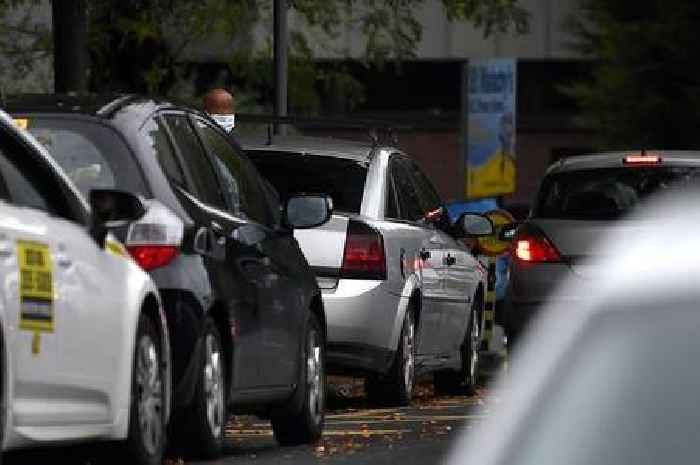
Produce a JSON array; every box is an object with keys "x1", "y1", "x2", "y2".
[
  {"x1": 535, "y1": 166, "x2": 700, "y2": 220},
  {"x1": 21, "y1": 117, "x2": 148, "y2": 197},
  {"x1": 507, "y1": 306, "x2": 700, "y2": 465},
  {"x1": 246, "y1": 150, "x2": 367, "y2": 214}
]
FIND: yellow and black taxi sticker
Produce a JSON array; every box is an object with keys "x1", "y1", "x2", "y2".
[
  {"x1": 13, "y1": 118, "x2": 28, "y2": 130},
  {"x1": 105, "y1": 238, "x2": 129, "y2": 259},
  {"x1": 17, "y1": 240, "x2": 54, "y2": 334}
]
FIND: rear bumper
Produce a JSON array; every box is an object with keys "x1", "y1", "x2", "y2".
[
  {"x1": 322, "y1": 279, "x2": 403, "y2": 375},
  {"x1": 506, "y1": 259, "x2": 584, "y2": 335}
]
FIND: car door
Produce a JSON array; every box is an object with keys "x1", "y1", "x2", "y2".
[
  {"x1": 389, "y1": 156, "x2": 445, "y2": 356},
  {"x1": 0, "y1": 127, "x2": 122, "y2": 426},
  {"x1": 407, "y1": 161, "x2": 475, "y2": 355},
  {"x1": 161, "y1": 112, "x2": 262, "y2": 391},
  {"x1": 193, "y1": 117, "x2": 306, "y2": 389}
]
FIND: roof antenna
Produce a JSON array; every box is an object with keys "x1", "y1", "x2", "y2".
[{"x1": 368, "y1": 128, "x2": 379, "y2": 148}]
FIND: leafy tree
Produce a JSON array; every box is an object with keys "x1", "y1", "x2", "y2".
[
  {"x1": 0, "y1": 0, "x2": 52, "y2": 94},
  {"x1": 563, "y1": 0, "x2": 700, "y2": 149},
  {"x1": 0, "y1": 0, "x2": 530, "y2": 111}
]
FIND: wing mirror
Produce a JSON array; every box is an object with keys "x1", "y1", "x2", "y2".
[
  {"x1": 456, "y1": 213, "x2": 494, "y2": 238},
  {"x1": 89, "y1": 189, "x2": 146, "y2": 246},
  {"x1": 284, "y1": 194, "x2": 333, "y2": 229},
  {"x1": 498, "y1": 222, "x2": 520, "y2": 242}
]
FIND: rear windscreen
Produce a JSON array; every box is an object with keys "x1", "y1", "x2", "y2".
[
  {"x1": 535, "y1": 167, "x2": 700, "y2": 220},
  {"x1": 21, "y1": 117, "x2": 147, "y2": 197},
  {"x1": 246, "y1": 150, "x2": 368, "y2": 213}
]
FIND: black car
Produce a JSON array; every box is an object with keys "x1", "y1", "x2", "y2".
[{"x1": 9, "y1": 94, "x2": 330, "y2": 457}]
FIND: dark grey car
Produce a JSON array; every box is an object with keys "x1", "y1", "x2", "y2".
[
  {"x1": 9, "y1": 94, "x2": 331, "y2": 458},
  {"x1": 504, "y1": 151, "x2": 700, "y2": 343}
]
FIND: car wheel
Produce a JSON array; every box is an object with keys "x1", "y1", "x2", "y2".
[
  {"x1": 366, "y1": 308, "x2": 415, "y2": 406},
  {"x1": 271, "y1": 312, "x2": 325, "y2": 445},
  {"x1": 187, "y1": 317, "x2": 226, "y2": 458},
  {"x1": 434, "y1": 296, "x2": 481, "y2": 396},
  {"x1": 124, "y1": 315, "x2": 166, "y2": 465}
]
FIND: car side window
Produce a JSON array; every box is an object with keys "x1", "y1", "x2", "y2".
[
  {"x1": 142, "y1": 116, "x2": 186, "y2": 187},
  {"x1": 389, "y1": 156, "x2": 423, "y2": 222},
  {"x1": 385, "y1": 167, "x2": 400, "y2": 219},
  {"x1": 0, "y1": 126, "x2": 78, "y2": 222},
  {"x1": 164, "y1": 115, "x2": 226, "y2": 209},
  {"x1": 406, "y1": 160, "x2": 442, "y2": 213},
  {"x1": 194, "y1": 119, "x2": 272, "y2": 226}
]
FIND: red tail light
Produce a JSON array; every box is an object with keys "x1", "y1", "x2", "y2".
[
  {"x1": 514, "y1": 227, "x2": 562, "y2": 263},
  {"x1": 127, "y1": 245, "x2": 179, "y2": 271},
  {"x1": 341, "y1": 221, "x2": 386, "y2": 280}
]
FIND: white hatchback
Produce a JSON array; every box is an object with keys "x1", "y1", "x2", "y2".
[{"x1": 0, "y1": 111, "x2": 171, "y2": 465}]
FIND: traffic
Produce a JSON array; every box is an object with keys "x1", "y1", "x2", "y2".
[{"x1": 0, "y1": 93, "x2": 497, "y2": 464}]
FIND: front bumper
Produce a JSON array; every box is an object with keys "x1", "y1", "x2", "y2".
[{"x1": 321, "y1": 279, "x2": 403, "y2": 375}]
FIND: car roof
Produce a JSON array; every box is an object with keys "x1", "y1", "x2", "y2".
[
  {"x1": 5, "y1": 93, "x2": 189, "y2": 132},
  {"x1": 239, "y1": 134, "x2": 394, "y2": 162},
  {"x1": 547, "y1": 150, "x2": 700, "y2": 175}
]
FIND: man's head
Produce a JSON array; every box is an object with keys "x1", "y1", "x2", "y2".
[{"x1": 204, "y1": 88, "x2": 236, "y2": 132}]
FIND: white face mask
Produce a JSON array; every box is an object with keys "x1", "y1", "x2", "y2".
[{"x1": 210, "y1": 113, "x2": 235, "y2": 132}]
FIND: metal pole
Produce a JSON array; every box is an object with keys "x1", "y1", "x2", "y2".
[
  {"x1": 52, "y1": 0, "x2": 88, "y2": 93},
  {"x1": 273, "y1": 0, "x2": 288, "y2": 136}
]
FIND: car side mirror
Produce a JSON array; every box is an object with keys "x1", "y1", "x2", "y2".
[
  {"x1": 89, "y1": 189, "x2": 146, "y2": 246},
  {"x1": 499, "y1": 222, "x2": 520, "y2": 242},
  {"x1": 284, "y1": 194, "x2": 333, "y2": 229},
  {"x1": 457, "y1": 213, "x2": 494, "y2": 238}
]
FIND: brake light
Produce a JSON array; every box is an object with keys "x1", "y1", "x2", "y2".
[
  {"x1": 623, "y1": 154, "x2": 661, "y2": 164},
  {"x1": 514, "y1": 228, "x2": 561, "y2": 263},
  {"x1": 126, "y1": 245, "x2": 179, "y2": 271},
  {"x1": 126, "y1": 217, "x2": 183, "y2": 271},
  {"x1": 340, "y1": 221, "x2": 386, "y2": 280}
]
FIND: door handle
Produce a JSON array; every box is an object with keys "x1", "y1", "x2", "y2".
[
  {"x1": 210, "y1": 221, "x2": 226, "y2": 246},
  {"x1": 419, "y1": 248, "x2": 431, "y2": 261},
  {"x1": 56, "y1": 254, "x2": 73, "y2": 268},
  {"x1": 429, "y1": 235, "x2": 444, "y2": 245}
]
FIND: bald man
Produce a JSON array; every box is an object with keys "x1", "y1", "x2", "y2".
[{"x1": 204, "y1": 88, "x2": 236, "y2": 132}]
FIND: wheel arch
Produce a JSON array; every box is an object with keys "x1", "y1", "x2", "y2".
[{"x1": 309, "y1": 292, "x2": 327, "y2": 342}]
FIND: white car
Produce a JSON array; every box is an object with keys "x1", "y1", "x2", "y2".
[
  {"x1": 447, "y1": 187, "x2": 700, "y2": 465},
  {"x1": 0, "y1": 110, "x2": 171, "y2": 465}
]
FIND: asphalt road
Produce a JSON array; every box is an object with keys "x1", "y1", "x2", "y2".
[{"x1": 4, "y1": 357, "x2": 505, "y2": 465}]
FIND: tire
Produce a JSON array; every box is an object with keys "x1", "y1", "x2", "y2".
[
  {"x1": 271, "y1": 312, "x2": 326, "y2": 446},
  {"x1": 124, "y1": 315, "x2": 166, "y2": 465},
  {"x1": 186, "y1": 317, "x2": 226, "y2": 458},
  {"x1": 366, "y1": 308, "x2": 416, "y2": 406},
  {"x1": 434, "y1": 295, "x2": 481, "y2": 396}
]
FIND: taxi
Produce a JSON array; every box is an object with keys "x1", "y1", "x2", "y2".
[{"x1": 0, "y1": 110, "x2": 171, "y2": 465}]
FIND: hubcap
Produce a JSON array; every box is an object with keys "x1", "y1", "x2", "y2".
[
  {"x1": 468, "y1": 309, "x2": 481, "y2": 384},
  {"x1": 307, "y1": 329, "x2": 324, "y2": 425},
  {"x1": 403, "y1": 315, "x2": 415, "y2": 395},
  {"x1": 204, "y1": 333, "x2": 225, "y2": 438},
  {"x1": 135, "y1": 334, "x2": 163, "y2": 455}
]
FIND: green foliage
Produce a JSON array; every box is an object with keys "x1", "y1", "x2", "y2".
[
  {"x1": 0, "y1": 0, "x2": 52, "y2": 93},
  {"x1": 562, "y1": 0, "x2": 700, "y2": 149},
  {"x1": 0, "y1": 0, "x2": 529, "y2": 111}
]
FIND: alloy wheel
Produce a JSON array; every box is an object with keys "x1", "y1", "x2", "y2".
[
  {"x1": 135, "y1": 334, "x2": 163, "y2": 456},
  {"x1": 306, "y1": 328, "x2": 324, "y2": 426},
  {"x1": 403, "y1": 315, "x2": 415, "y2": 396},
  {"x1": 204, "y1": 333, "x2": 225, "y2": 439}
]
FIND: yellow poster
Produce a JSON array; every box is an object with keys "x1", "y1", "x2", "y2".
[
  {"x1": 17, "y1": 241, "x2": 54, "y2": 333},
  {"x1": 465, "y1": 58, "x2": 517, "y2": 198}
]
